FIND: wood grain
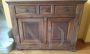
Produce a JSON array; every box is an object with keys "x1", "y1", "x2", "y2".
[{"x1": 7, "y1": 0, "x2": 86, "y2": 50}]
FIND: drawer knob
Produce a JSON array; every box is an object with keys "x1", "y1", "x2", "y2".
[
  {"x1": 26, "y1": 9, "x2": 29, "y2": 12},
  {"x1": 65, "y1": 8, "x2": 70, "y2": 12}
]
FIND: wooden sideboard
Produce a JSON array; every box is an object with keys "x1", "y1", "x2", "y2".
[{"x1": 7, "y1": 0, "x2": 87, "y2": 50}]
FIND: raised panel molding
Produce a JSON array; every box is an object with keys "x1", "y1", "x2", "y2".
[{"x1": 7, "y1": 0, "x2": 87, "y2": 50}]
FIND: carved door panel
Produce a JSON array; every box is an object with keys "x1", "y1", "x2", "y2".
[
  {"x1": 18, "y1": 18, "x2": 45, "y2": 49},
  {"x1": 48, "y1": 18, "x2": 72, "y2": 49}
]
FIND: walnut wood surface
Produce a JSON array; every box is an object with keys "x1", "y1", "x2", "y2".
[
  {"x1": 6, "y1": 0, "x2": 87, "y2": 2},
  {"x1": 7, "y1": 0, "x2": 86, "y2": 50}
]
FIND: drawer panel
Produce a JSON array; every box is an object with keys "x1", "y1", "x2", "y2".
[
  {"x1": 55, "y1": 6, "x2": 76, "y2": 17},
  {"x1": 40, "y1": 5, "x2": 52, "y2": 14},
  {"x1": 15, "y1": 5, "x2": 76, "y2": 18},
  {"x1": 15, "y1": 5, "x2": 36, "y2": 14}
]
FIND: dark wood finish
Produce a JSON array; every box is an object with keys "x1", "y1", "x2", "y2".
[
  {"x1": 47, "y1": 18, "x2": 71, "y2": 49},
  {"x1": 40, "y1": 5, "x2": 51, "y2": 14},
  {"x1": 15, "y1": 5, "x2": 36, "y2": 14},
  {"x1": 54, "y1": 6, "x2": 76, "y2": 17},
  {"x1": 17, "y1": 18, "x2": 45, "y2": 49},
  {"x1": 7, "y1": 0, "x2": 87, "y2": 50},
  {"x1": 8, "y1": 5, "x2": 21, "y2": 49}
]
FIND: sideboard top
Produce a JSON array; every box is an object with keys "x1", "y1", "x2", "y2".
[{"x1": 6, "y1": 0, "x2": 87, "y2": 2}]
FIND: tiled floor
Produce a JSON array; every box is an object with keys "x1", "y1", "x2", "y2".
[{"x1": 9, "y1": 41, "x2": 90, "y2": 54}]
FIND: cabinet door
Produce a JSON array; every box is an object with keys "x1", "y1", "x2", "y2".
[
  {"x1": 48, "y1": 18, "x2": 73, "y2": 49},
  {"x1": 18, "y1": 18, "x2": 45, "y2": 49}
]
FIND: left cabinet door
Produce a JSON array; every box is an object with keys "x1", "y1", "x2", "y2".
[{"x1": 17, "y1": 18, "x2": 45, "y2": 49}]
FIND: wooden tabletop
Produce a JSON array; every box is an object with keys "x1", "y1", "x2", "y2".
[{"x1": 6, "y1": 0, "x2": 87, "y2": 2}]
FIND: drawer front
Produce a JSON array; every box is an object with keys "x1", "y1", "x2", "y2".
[
  {"x1": 15, "y1": 5, "x2": 76, "y2": 18},
  {"x1": 54, "y1": 6, "x2": 76, "y2": 17},
  {"x1": 15, "y1": 5, "x2": 36, "y2": 14},
  {"x1": 40, "y1": 5, "x2": 52, "y2": 14}
]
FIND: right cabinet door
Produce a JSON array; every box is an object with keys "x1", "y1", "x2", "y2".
[{"x1": 48, "y1": 18, "x2": 75, "y2": 49}]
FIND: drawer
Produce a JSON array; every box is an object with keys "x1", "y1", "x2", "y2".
[
  {"x1": 40, "y1": 5, "x2": 52, "y2": 14},
  {"x1": 15, "y1": 5, "x2": 76, "y2": 18},
  {"x1": 15, "y1": 5, "x2": 36, "y2": 14},
  {"x1": 54, "y1": 6, "x2": 76, "y2": 17}
]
